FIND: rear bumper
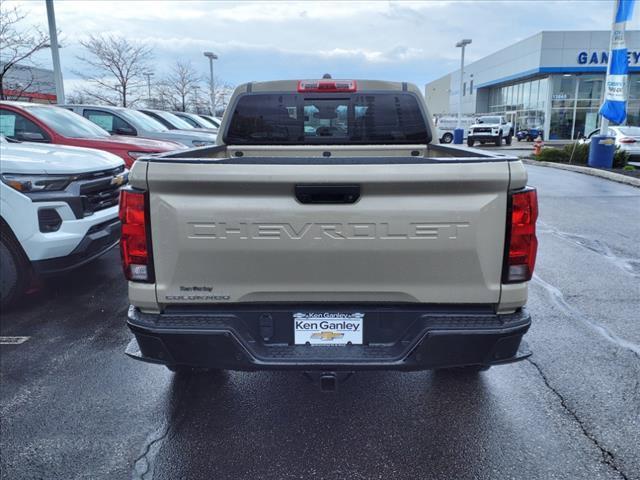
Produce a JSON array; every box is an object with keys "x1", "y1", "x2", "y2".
[{"x1": 126, "y1": 305, "x2": 532, "y2": 371}]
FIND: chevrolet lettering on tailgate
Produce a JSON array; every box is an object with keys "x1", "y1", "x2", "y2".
[{"x1": 189, "y1": 222, "x2": 471, "y2": 240}]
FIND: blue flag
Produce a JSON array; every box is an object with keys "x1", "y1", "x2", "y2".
[{"x1": 600, "y1": 0, "x2": 636, "y2": 124}]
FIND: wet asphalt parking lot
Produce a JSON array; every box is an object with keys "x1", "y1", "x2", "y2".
[{"x1": 1, "y1": 164, "x2": 639, "y2": 480}]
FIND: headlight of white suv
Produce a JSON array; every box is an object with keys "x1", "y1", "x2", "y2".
[{"x1": 1, "y1": 173, "x2": 74, "y2": 192}]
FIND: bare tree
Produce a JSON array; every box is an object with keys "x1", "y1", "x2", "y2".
[
  {"x1": 75, "y1": 34, "x2": 153, "y2": 107},
  {"x1": 0, "y1": 5, "x2": 50, "y2": 100},
  {"x1": 65, "y1": 89, "x2": 91, "y2": 105},
  {"x1": 165, "y1": 61, "x2": 200, "y2": 112},
  {"x1": 148, "y1": 80, "x2": 174, "y2": 110},
  {"x1": 189, "y1": 85, "x2": 206, "y2": 113},
  {"x1": 213, "y1": 79, "x2": 234, "y2": 115}
]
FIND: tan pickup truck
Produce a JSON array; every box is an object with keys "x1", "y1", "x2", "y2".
[{"x1": 120, "y1": 78, "x2": 538, "y2": 388}]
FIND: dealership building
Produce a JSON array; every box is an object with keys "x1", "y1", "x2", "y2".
[{"x1": 425, "y1": 30, "x2": 640, "y2": 140}]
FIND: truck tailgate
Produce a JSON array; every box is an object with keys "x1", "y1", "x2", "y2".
[{"x1": 146, "y1": 160, "x2": 510, "y2": 305}]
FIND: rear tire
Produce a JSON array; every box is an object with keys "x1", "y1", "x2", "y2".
[
  {"x1": 505, "y1": 133, "x2": 512, "y2": 145},
  {"x1": 495, "y1": 133, "x2": 502, "y2": 146},
  {"x1": 0, "y1": 230, "x2": 30, "y2": 309},
  {"x1": 441, "y1": 132, "x2": 453, "y2": 144},
  {"x1": 467, "y1": 138, "x2": 475, "y2": 147}
]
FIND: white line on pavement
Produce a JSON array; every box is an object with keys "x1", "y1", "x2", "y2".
[{"x1": 0, "y1": 336, "x2": 30, "y2": 345}]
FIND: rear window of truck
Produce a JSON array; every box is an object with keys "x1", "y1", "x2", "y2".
[{"x1": 225, "y1": 93, "x2": 429, "y2": 144}]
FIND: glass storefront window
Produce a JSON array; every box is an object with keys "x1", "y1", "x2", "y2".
[
  {"x1": 487, "y1": 76, "x2": 549, "y2": 133},
  {"x1": 628, "y1": 103, "x2": 640, "y2": 126},
  {"x1": 550, "y1": 109, "x2": 574, "y2": 140},
  {"x1": 577, "y1": 100, "x2": 599, "y2": 108},
  {"x1": 530, "y1": 80, "x2": 539, "y2": 109},
  {"x1": 578, "y1": 75, "x2": 604, "y2": 101},
  {"x1": 574, "y1": 110, "x2": 600, "y2": 137},
  {"x1": 627, "y1": 76, "x2": 639, "y2": 126},
  {"x1": 552, "y1": 75, "x2": 577, "y2": 101},
  {"x1": 519, "y1": 83, "x2": 525, "y2": 109},
  {"x1": 552, "y1": 99, "x2": 573, "y2": 109},
  {"x1": 516, "y1": 110, "x2": 544, "y2": 131},
  {"x1": 538, "y1": 77, "x2": 548, "y2": 109},
  {"x1": 484, "y1": 74, "x2": 621, "y2": 139},
  {"x1": 488, "y1": 78, "x2": 549, "y2": 111},
  {"x1": 630, "y1": 75, "x2": 639, "y2": 101}
]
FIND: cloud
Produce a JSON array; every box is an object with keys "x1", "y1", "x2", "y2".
[{"x1": 5, "y1": 0, "x2": 637, "y2": 90}]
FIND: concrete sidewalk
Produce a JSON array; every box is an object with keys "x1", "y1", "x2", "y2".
[
  {"x1": 475, "y1": 144, "x2": 640, "y2": 187},
  {"x1": 523, "y1": 159, "x2": 640, "y2": 187}
]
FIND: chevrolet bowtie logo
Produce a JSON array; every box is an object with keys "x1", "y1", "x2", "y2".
[
  {"x1": 110, "y1": 174, "x2": 126, "y2": 186},
  {"x1": 311, "y1": 331, "x2": 345, "y2": 341}
]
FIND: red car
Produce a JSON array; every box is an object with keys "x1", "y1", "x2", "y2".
[{"x1": 0, "y1": 101, "x2": 184, "y2": 167}]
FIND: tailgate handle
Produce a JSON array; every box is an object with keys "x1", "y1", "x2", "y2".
[{"x1": 295, "y1": 184, "x2": 360, "y2": 204}]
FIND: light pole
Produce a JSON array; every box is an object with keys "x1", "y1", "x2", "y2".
[
  {"x1": 45, "y1": 0, "x2": 65, "y2": 104},
  {"x1": 203, "y1": 51, "x2": 218, "y2": 115},
  {"x1": 454, "y1": 39, "x2": 472, "y2": 144},
  {"x1": 143, "y1": 72, "x2": 154, "y2": 104}
]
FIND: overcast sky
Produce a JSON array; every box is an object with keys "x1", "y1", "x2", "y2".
[{"x1": 9, "y1": 0, "x2": 640, "y2": 92}]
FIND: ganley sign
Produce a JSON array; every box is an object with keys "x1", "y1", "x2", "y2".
[{"x1": 578, "y1": 51, "x2": 640, "y2": 65}]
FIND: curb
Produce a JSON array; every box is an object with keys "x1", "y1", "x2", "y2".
[{"x1": 523, "y1": 159, "x2": 640, "y2": 188}]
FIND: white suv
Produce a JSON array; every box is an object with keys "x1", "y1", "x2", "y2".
[
  {"x1": 467, "y1": 115, "x2": 513, "y2": 147},
  {"x1": 0, "y1": 136, "x2": 126, "y2": 307}
]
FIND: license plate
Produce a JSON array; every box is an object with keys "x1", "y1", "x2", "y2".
[{"x1": 294, "y1": 312, "x2": 364, "y2": 345}]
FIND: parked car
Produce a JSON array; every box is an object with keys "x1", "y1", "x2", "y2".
[
  {"x1": 61, "y1": 105, "x2": 216, "y2": 148},
  {"x1": 581, "y1": 126, "x2": 640, "y2": 159},
  {"x1": 516, "y1": 127, "x2": 544, "y2": 142},
  {"x1": 198, "y1": 114, "x2": 222, "y2": 129},
  {"x1": 515, "y1": 115, "x2": 544, "y2": 141},
  {"x1": 435, "y1": 116, "x2": 475, "y2": 143},
  {"x1": 467, "y1": 115, "x2": 514, "y2": 147},
  {"x1": 122, "y1": 78, "x2": 537, "y2": 385},
  {"x1": 0, "y1": 101, "x2": 182, "y2": 168},
  {"x1": 138, "y1": 109, "x2": 216, "y2": 135},
  {"x1": 0, "y1": 135, "x2": 126, "y2": 307},
  {"x1": 172, "y1": 111, "x2": 218, "y2": 130}
]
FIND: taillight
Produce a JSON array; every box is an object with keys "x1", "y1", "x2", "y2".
[
  {"x1": 503, "y1": 187, "x2": 538, "y2": 283},
  {"x1": 119, "y1": 189, "x2": 154, "y2": 282},
  {"x1": 297, "y1": 80, "x2": 357, "y2": 92},
  {"x1": 619, "y1": 137, "x2": 636, "y2": 144}
]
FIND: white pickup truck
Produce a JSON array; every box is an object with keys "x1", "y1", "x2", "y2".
[
  {"x1": 0, "y1": 136, "x2": 125, "y2": 307},
  {"x1": 121, "y1": 79, "x2": 538, "y2": 388},
  {"x1": 467, "y1": 115, "x2": 514, "y2": 147}
]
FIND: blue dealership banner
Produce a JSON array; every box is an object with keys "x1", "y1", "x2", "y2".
[{"x1": 600, "y1": 0, "x2": 636, "y2": 124}]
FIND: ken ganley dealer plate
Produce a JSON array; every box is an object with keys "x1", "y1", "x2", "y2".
[{"x1": 294, "y1": 312, "x2": 364, "y2": 345}]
